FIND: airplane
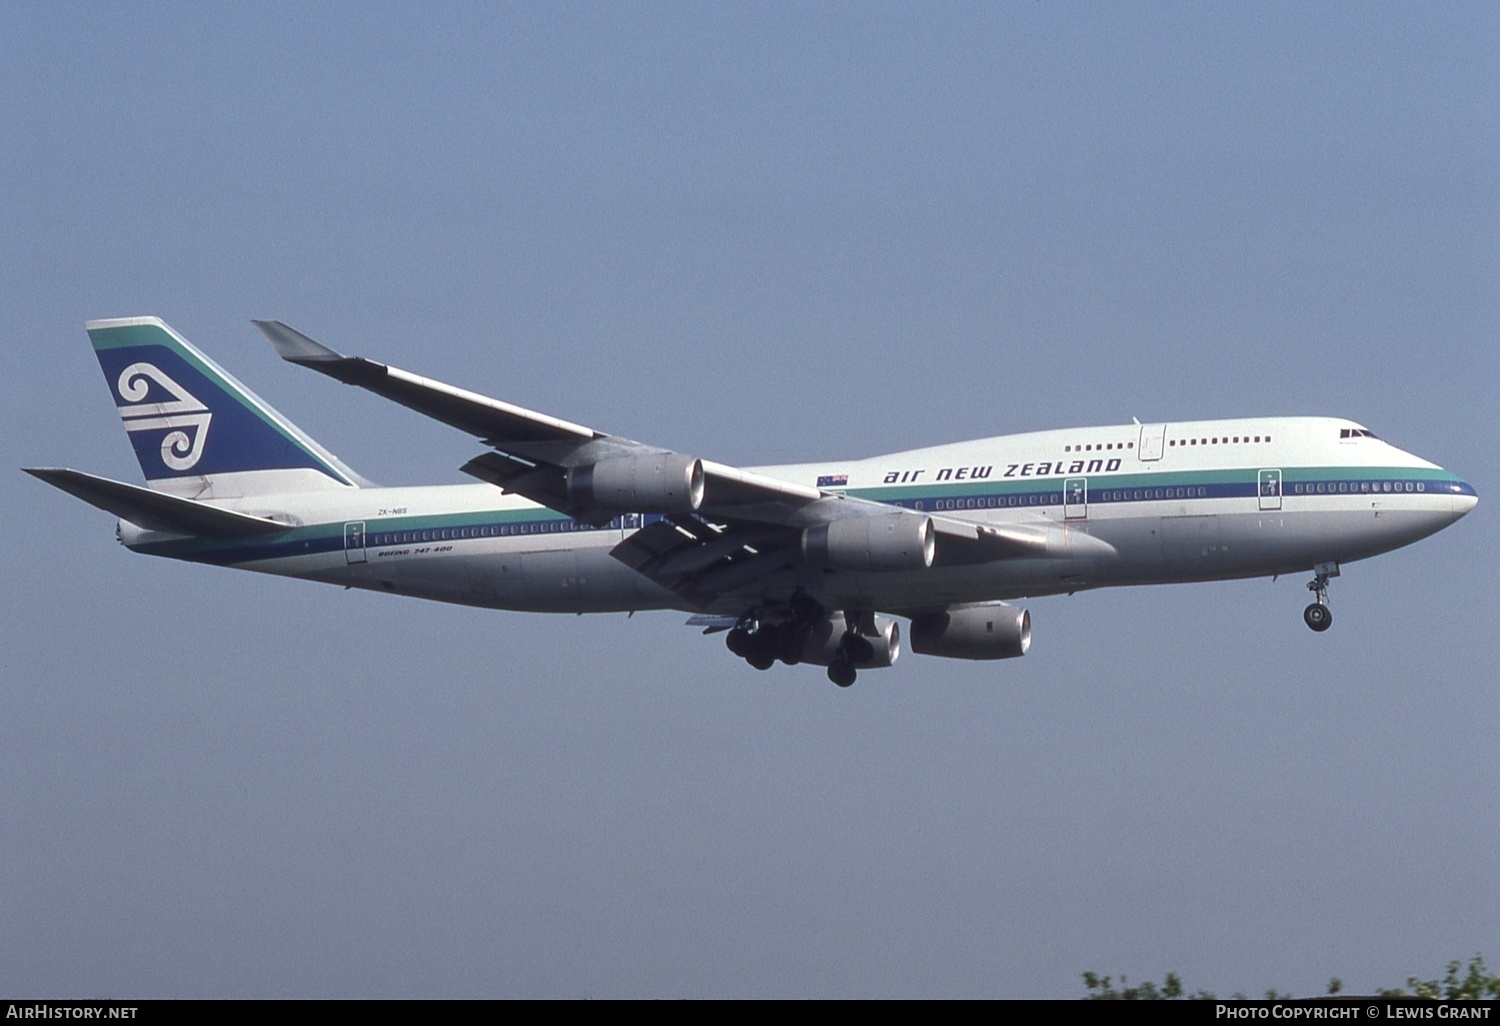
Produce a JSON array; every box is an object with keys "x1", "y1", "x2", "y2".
[{"x1": 26, "y1": 317, "x2": 1478, "y2": 687}]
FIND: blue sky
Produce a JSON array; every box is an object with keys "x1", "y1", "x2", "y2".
[{"x1": 3, "y1": 2, "x2": 1495, "y2": 998}]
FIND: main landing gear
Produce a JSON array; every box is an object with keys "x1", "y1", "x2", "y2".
[
  {"x1": 724, "y1": 588, "x2": 826, "y2": 676},
  {"x1": 826, "y1": 629, "x2": 874, "y2": 689},
  {"x1": 1303, "y1": 561, "x2": 1339, "y2": 632},
  {"x1": 724, "y1": 590, "x2": 880, "y2": 688}
]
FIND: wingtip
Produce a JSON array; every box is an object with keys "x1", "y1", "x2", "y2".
[{"x1": 253, "y1": 319, "x2": 344, "y2": 363}]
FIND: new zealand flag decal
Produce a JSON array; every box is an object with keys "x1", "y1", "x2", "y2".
[{"x1": 817, "y1": 474, "x2": 848, "y2": 488}]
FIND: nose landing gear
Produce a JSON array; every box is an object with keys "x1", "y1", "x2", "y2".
[{"x1": 1303, "y1": 561, "x2": 1339, "y2": 632}]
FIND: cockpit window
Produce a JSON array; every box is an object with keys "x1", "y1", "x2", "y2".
[{"x1": 1340, "y1": 428, "x2": 1380, "y2": 440}]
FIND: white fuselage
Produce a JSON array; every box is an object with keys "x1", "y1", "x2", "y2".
[{"x1": 121, "y1": 416, "x2": 1476, "y2": 616}]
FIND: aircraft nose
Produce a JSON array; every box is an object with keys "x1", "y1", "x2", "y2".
[{"x1": 1450, "y1": 480, "x2": 1478, "y2": 521}]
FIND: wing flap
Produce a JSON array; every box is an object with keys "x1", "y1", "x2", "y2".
[
  {"x1": 610, "y1": 514, "x2": 799, "y2": 603},
  {"x1": 459, "y1": 451, "x2": 611, "y2": 525}
]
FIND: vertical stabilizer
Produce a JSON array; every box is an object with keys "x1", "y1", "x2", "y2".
[{"x1": 86, "y1": 317, "x2": 364, "y2": 499}]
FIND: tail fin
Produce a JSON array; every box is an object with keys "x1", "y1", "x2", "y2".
[{"x1": 86, "y1": 317, "x2": 365, "y2": 499}]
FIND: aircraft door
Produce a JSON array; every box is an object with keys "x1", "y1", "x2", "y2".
[
  {"x1": 1064, "y1": 477, "x2": 1088, "y2": 520},
  {"x1": 1138, "y1": 423, "x2": 1166, "y2": 461},
  {"x1": 1258, "y1": 469, "x2": 1282, "y2": 511},
  {"x1": 344, "y1": 521, "x2": 367, "y2": 564}
]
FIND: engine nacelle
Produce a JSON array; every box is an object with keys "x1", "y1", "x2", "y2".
[
  {"x1": 797, "y1": 616, "x2": 901, "y2": 669},
  {"x1": 908, "y1": 604, "x2": 1031, "y2": 661},
  {"x1": 567, "y1": 453, "x2": 705, "y2": 513},
  {"x1": 802, "y1": 513, "x2": 935, "y2": 571}
]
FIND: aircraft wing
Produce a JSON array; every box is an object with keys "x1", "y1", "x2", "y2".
[
  {"x1": 258, "y1": 321, "x2": 1060, "y2": 603},
  {"x1": 256, "y1": 320, "x2": 822, "y2": 526}
]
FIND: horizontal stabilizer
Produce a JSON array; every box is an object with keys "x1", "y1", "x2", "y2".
[{"x1": 23, "y1": 468, "x2": 293, "y2": 537}]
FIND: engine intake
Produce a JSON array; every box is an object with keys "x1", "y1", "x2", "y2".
[
  {"x1": 567, "y1": 453, "x2": 705, "y2": 513},
  {"x1": 909, "y1": 604, "x2": 1030, "y2": 660},
  {"x1": 802, "y1": 512, "x2": 935, "y2": 571}
]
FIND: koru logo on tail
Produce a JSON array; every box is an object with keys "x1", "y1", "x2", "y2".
[{"x1": 115, "y1": 363, "x2": 212, "y2": 471}]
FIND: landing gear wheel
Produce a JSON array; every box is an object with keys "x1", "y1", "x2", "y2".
[
  {"x1": 1303, "y1": 562, "x2": 1338, "y2": 632},
  {"x1": 1303, "y1": 602, "x2": 1332, "y2": 632},
  {"x1": 777, "y1": 623, "x2": 807, "y2": 665},
  {"x1": 745, "y1": 628, "x2": 778, "y2": 670},
  {"x1": 725, "y1": 627, "x2": 753, "y2": 658},
  {"x1": 827, "y1": 659, "x2": 857, "y2": 688}
]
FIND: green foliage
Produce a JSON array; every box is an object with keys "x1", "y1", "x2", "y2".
[
  {"x1": 1082, "y1": 971, "x2": 1209, "y2": 1000},
  {"x1": 1375, "y1": 956, "x2": 1500, "y2": 1001},
  {"x1": 1083, "y1": 956, "x2": 1495, "y2": 1000}
]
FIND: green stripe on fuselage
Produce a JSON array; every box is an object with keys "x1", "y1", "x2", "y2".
[{"x1": 848, "y1": 465, "x2": 1450, "y2": 503}]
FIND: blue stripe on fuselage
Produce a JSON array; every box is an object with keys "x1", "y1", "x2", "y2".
[{"x1": 126, "y1": 467, "x2": 1471, "y2": 568}]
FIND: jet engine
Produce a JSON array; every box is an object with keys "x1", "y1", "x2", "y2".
[
  {"x1": 567, "y1": 453, "x2": 704, "y2": 512},
  {"x1": 796, "y1": 615, "x2": 901, "y2": 668},
  {"x1": 802, "y1": 512, "x2": 935, "y2": 571},
  {"x1": 908, "y1": 603, "x2": 1031, "y2": 660}
]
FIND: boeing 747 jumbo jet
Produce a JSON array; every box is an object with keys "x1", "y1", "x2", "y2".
[{"x1": 28, "y1": 318, "x2": 1477, "y2": 686}]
